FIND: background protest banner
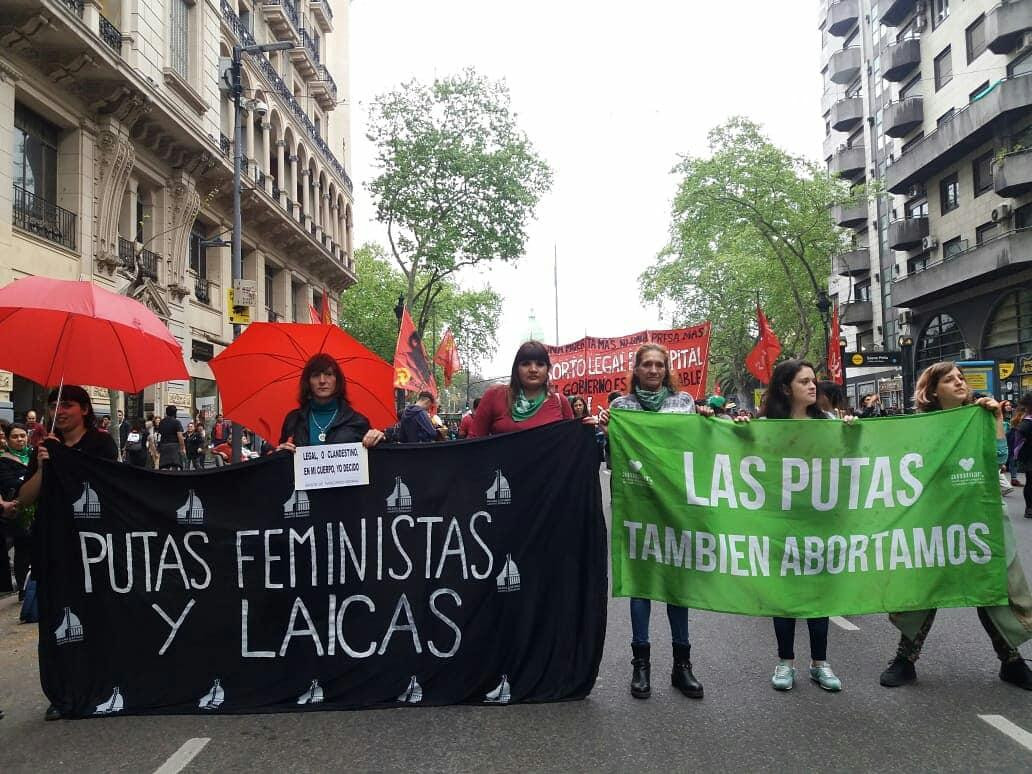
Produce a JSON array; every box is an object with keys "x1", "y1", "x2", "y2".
[
  {"x1": 36, "y1": 423, "x2": 606, "y2": 717},
  {"x1": 545, "y1": 324, "x2": 711, "y2": 406},
  {"x1": 610, "y1": 407, "x2": 1009, "y2": 618}
]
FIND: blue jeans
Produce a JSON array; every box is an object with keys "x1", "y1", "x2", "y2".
[{"x1": 630, "y1": 598, "x2": 690, "y2": 646}]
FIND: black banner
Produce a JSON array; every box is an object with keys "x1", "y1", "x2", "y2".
[{"x1": 36, "y1": 422, "x2": 606, "y2": 717}]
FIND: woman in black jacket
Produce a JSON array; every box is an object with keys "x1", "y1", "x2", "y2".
[{"x1": 277, "y1": 353, "x2": 385, "y2": 450}]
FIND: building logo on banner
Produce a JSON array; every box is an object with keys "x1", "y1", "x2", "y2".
[
  {"x1": 622, "y1": 459, "x2": 653, "y2": 487},
  {"x1": 950, "y1": 457, "x2": 984, "y2": 487},
  {"x1": 94, "y1": 687, "x2": 124, "y2": 715},
  {"x1": 484, "y1": 675, "x2": 512, "y2": 704},
  {"x1": 496, "y1": 554, "x2": 521, "y2": 592},
  {"x1": 386, "y1": 476, "x2": 412, "y2": 512},
  {"x1": 198, "y1": 679, "x2": 225, "y2": 710},
  {"x1": 72, "y1": 482, "x2": 101, "y2": 519},
  {"x1": 176, "y1": 490, "x2": 205, "y2": 525},
  {"x1": 283, "y1": 489, "x2": 310, "y2": 518},
  {"x1": 297, "y1": 679, "x2": 324, "y2": 705},
  {"x1": 54, "y1": 606, "x2": 84, "y2": 645},
  {"x1": 486, "y1": 469, "x2": 511, "y2": 504},
  {"x1": 397, "y1": 675, "x2": 423, "y2": 703}
]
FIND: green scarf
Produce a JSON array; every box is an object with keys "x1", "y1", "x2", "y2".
[
  {"x1": 634, "y1": 386, "x2": 671, "y2": 412},
  {"x1": 511, "y1": 389, "x2": 547, "y2": 422},
  {"x1": 8, "y1": 448, "x2": 30, "y2": 466}
]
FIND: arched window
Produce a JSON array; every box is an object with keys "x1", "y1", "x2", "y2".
[
  {"x1": 916, "y1": 313, "x2": 966, "y2": 371},
  {"x1": 983, "y1": 289, "x2": 1032, "y2": 358}
]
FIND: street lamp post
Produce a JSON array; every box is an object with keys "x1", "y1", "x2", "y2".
[
  {"x1": 227, "y1": 40, "x2": 292, "y2": 462},
  {"x1": 898, "y1": 335, "x2": 915, "y2": 413}
]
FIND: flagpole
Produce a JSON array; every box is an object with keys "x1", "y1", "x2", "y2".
[{"x1": 553, "y1": 244, "x2": 559, "y2": 344}]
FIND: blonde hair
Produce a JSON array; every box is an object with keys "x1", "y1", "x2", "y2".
[{"x1": 913, "y1": 361, "x2": 970, "y2": 413}]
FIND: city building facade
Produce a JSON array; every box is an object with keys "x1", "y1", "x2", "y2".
[
  {"x1": 819, "y1": 0, "x2": 1032, "y2": 407},
  {"x1": 0, "y1": 0, "x2": 356, "y2": 422}
]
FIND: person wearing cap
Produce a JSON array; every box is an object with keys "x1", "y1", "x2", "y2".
[
  {"x1": 706, "y1": 395, "x2": 732, "y2": 420},
  {"x1": 14, "y1": 385, "x2": 117, "y2": 722}
]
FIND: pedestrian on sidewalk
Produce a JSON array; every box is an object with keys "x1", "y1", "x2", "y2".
[
  {"x1": 759, "y1": 359, "x2": 842, "y2": 693},
  {"x1": 458, "y1": 398, "x2": 480, "y2": 438},
  {"x1": 598, "y1": 342, "x2": 722, "y2": 700},
  {"x1": 399, "y1": 392, "x2": 441, "y2": 443},
  {"x1": 184, "y1": 421, "x2": 205, "y2": 470},
  {"x1": 880, "y1": 363, "x2": 1032, "y2": 691},
  {"x1": 1013, "y1": 395, "x2": 1032, "y2": 514},
  {"x1": 156, "y1": 405, "x2": 186, "y2": 470}
]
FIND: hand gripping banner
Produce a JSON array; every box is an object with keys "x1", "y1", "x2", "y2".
[
  {"x1": 36, "y1": 422, "x2": 606, "y2": 717},
  {"x1": 610, "y1": 407, "x2": 1010, "y2": 618}
]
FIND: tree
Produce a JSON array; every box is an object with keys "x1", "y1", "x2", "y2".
[
  {"x1": 339, "y1": 243, "x2": 502, "y2": 370},
  {"x1": 640, "y1": 118, "x2": 854, "y2": 402},
  {"x1": 366, "y1": 68, "x2": 552, "y2": 339}
]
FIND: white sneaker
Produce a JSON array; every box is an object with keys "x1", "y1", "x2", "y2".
[{"x1": 771, "y1": 661, "x2": 795, "y2": 691}]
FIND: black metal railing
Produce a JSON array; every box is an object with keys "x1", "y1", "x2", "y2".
[
  {"x1": 313, "y1": 0, "x2": 333, "y2": 20},
  {"x1": 118, "y1": 236, "x2": 134, "y2": 269},
  {"x1": 262, "y1": 0, "x2": 299, "y2": 31},
  {"x1": 314, "y1": 65, "x2": 338, "y2": 102},
  {"x1": 139, "y1": 249, "x2": 160, "y2": 281},
  {"x1": 99, "y1": 15, "x2": 122, "y2": 54},
  {"x1": 62, "y1": 0, "x2": 84, "y2": 17},
  {"x1": 220, "y1": 133, "x2": 231, "y2": 157},
  {"x1": 195, "y1": 278, "x2": 211, "y2": 304},
  {"x1": 299, "y1": 27, "x2": 320, "y2": 64},
  {"x1": 12, "y1": 185, "x2": 77, "y2": 251}
]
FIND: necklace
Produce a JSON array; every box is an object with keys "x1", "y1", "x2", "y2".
[{"x1": 312, "y1": 409, "x2": 338, "y2": 442}]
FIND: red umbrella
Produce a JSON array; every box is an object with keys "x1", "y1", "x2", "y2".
[
  {"x1": 209, "y1": 323, "x2": 396, "y2": 441},
  {"x1": 0, "y1": 276, "x2": 187, "y2": 392}
]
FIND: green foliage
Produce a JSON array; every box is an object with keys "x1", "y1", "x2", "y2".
[
  {"x1": 339, "y1": 243, "x2": 502, "y2": 371},
  {"x1": 366, "y1": 68, "x2": 552, "y2": 338},
  {"x1": 641, "y1": 117, "x2": 852, "y2": 403}
]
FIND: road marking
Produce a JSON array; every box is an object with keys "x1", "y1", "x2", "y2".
[
  {"x1": 830, "y1": 616, "x2": 859, "y2": 631},
  {"x1": 979, "y1": 715, "x2": 1032, "y2": 752},
  {"x1": 154, "y1": 738, "x2": 211, "y2": 774}
]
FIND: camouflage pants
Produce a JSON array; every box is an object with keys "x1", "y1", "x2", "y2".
[{"x1": 892, "y1": 608, "x2": 1018, "y2": 663}]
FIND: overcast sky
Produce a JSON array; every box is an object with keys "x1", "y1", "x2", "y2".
[{"x1": 348, "y1": 0, "x2": 825, "y2": 377}]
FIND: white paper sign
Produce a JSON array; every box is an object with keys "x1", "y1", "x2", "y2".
[{"x1": 293, "y1": 443, "x2": 369, "y2": 490}]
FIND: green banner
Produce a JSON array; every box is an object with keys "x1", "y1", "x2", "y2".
[{"x1": 610, "y1": 407, "x2": 1009, "y2": 618}]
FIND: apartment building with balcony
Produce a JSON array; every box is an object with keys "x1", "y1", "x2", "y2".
[
  {"x1": 0, "y1": 0, "x2": 355, "y2": 421},
  {"x1": 819, "y1": 0, "x2": 1032, "y2": 405}
]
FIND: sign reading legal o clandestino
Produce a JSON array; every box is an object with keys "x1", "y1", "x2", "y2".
[{"x1": 545, "y1": 323, "x2": 712, "y2": 406}]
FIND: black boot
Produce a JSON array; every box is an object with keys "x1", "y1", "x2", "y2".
[
  {"x1": 879, "y1": 654, "x2": 917, "y2": 687},
  {"x1": 671, "y1": 643, "x2": 704, "y2": 698},
  {"x1": 1000, "y1": 657, "x2": 1032, "y2": 690},
  {"x1": 630, "y1": 643, "x2": 651, "y2": 699}
]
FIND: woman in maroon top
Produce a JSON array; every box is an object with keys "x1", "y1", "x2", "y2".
[{"x1": 470, "y1": 341, "x2": 574, "y2": 436}]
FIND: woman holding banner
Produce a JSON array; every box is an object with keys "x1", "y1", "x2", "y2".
[
  {"x1": 277, "y1": 354, "x2": 386, "y2": 450},
  {"x1": 759, "y1": 359, "x2": 842, "y2": 693},
  {"x1": 469, "y1": 341, "x2": 576, "y2": 437},
  {"x1": 880, "y1": 362, "x2": 1032, "y2": 691},
  {"x1": 598, "y1": 343, "x2": 715, "y2": 700}
]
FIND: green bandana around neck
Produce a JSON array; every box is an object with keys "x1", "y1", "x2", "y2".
[
  {"x1": 511, "y1": 389, "x2": 547, "y2": 422},
  {"x1": 634, "y1": 386, "x2": 671, "y2": 412}
]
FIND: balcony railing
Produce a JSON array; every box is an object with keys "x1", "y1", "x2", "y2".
[
  {"x1": 298, "y1": 27, "x2": 320, "y2": 64},
  {"x1": 314, "y1": 65, "x2": 339, "y2": 102},
  {"x1": 220, "y1": 133, "x2": 231, "y2": 157},
  {"x1": 62, "y1": 0, "x2": 84, "y2": 17},
  {"x1": 263, "y1": 0, "x2": 299, "y2": 31},
  {"x1": 12, "y1": 185, "x2": 77, "y2": 251},
  {"x1": 118, "y1": 236, "x2": 134, "y2": 270},
  {"x1": 195, "y1": 278, "x2": 211, "y2": 305},
  {"x1": 99, "y1": 14, "x2": 122, "y2": 54},
  {"x1": 223, "y1": 0, "x2": 258, "y2": 46},
  {"x1": 139, "y1": 249, "x2": 160, "y2": 281}
]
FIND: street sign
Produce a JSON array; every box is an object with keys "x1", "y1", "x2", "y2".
[
  {"x1": 845, "y1": 351, "x2": 902, "y2": 367},
  {"x1": 958, "y1": 360, "x2": 997, "y2": 397},
  {"x1": 232, "y1": 279, "x2": 258, "y2": 307},
  {"x1": 227, "y1": 288, "x2": 251, "y2": 325}
]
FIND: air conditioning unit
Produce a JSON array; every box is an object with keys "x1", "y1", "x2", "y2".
[
  {"x1": 907, "y1": 185, "x2": 925, "y2": 198},
  {"x1": 898, "y1": 309, "x2": 913, "y2": 326},
  {"x1": 992, "y1": 204, "x2": 1013, "y2": 222},
  {"x1": 921, "y1": 236, "x2": 938, "y2": 250},
  {"x1": 1021, "y1": 30, "x2": 1032, "y2": 51},
  {"x1": 913, "y1": 12, "x2": 927, "y2": 32}
]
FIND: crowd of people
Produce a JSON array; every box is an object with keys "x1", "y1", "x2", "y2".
[{"x1": 1, "y1": 340, "x2": 1030, "y2": 723}]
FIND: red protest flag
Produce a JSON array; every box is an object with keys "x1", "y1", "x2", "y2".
[
  {"x1": 828, "y1": 305, "x2": 844, "y2": 385},
  {"x1": 308, "y1": 304, "x2": 322, "y2": 324},
  {"x1": 394, "y1": 307, "x2": 438, "y2": 396},
  {"x1": 434, "y1": 328, "x2": 462, "y2": 387},
  {"x1": 744, "y1": 306, "x2": 782, "y2": 385},
  {"x1": 319, "y1": 289, "x2": 332, "y2": 324},
  {"x1": 712, "y1": 380, "x2": 722, "y2": 396}
]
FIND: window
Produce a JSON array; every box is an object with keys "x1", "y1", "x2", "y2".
[
  {"x1": 1018, "y1": 202, "x2": 1032, "y2": 230},
  {"x1": 846, "y1": 78, "x2": 863, "y2": 99},
  {"x1": 905, "y1": 197, "x2": 928, "y2": 219},
  {"x1": 917, "y1": 313, "x2": 966, "y2": 371},
  {"x1": 170, "y1": 0, "x2": 190, "y2": 80},
  {"x1": 966, "y1": 15, "x2": 986, "y2": 64},
  {"x1": 1009, "y1": 50, "x2": 1032, "y2": 78},
  {"x1": 934, "y1": 46, "x2": 953, "y2": 91},
  {"x1": 12, "y1": 103, "x2": 59, "y2": 202},
  {"x1": 265, "y1": 268, "x2": 276, "y2": 318},
  {"x1": 983, "y1": 290, "x2": 1032, "y2": 355},
  {"x1": 900, "y1": 73, "x2": 922, "y2": 100},
  {"x1": 908, "y1": 253, "x2": 930, "y2": 274},
  {"x1": 976, "y1": 222, "x2": 998, "y2": 245},
  {"x1": 973, "y1": 152, "x2": 994, "y2": 196},
  {"x1": 897, "y1": 16, "x2": 918, "y2": 41},
  {"x1": 937, "y1": 109, "x2": 955, "y2": 127},
  {"x1": 854, "y1": 279, "x2": 871, "y2": 302},
  {"x1": 939, "y1": 173, "x2": 959, "y2": 214},
  {"x1": 969, "y1": 81, "x2": 991, "y2": 103},
  {"x1": 932, "y1": 0, "x2": 949, "y2": 30},
  {"x1": 844, "y1": 30, "x2": 860, "y2": 50},
  {"x1": 943, "y1": 236, "x2": 966, "y2": 259},
  {"x1": 188, "y1": 225, "x2": 206, "y2": 277},
  {"x1": 901, "y1": 132, "x2": 924, "y2": 155},
  {"x1": 847, "y1": 126, "x2": 864, "y2": 148}
]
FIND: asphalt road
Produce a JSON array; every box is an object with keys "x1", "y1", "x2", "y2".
[{"x1": 1, "y1": 472, "x2": 1031, "y2": 773}]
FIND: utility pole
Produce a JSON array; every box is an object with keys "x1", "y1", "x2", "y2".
[{"x1": 553, "y1": 244, "x2": 559, "y2": 344}]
